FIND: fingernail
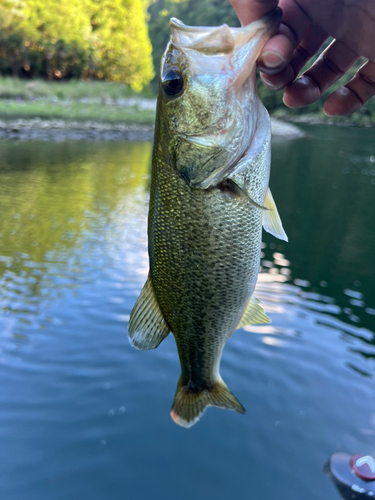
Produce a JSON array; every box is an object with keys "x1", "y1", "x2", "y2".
[
  {"x1": 282, "y1": 93, "x2": 291, "y2": 107},
  {"x1": 262, "y1": 51, "x2": 285, "y2": 69},
  {"x1": 260, "y1": 76, "x2": 280, "y2": 91}
]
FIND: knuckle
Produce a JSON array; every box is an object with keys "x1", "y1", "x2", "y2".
[
  {"x1": 347, "y1": 86, "x2": 365, "y2": 106},
  {"x1": 280, "y1": 22, "x2": 299, "y2": 47},
  {"x1": 305, "y1": 74, "x2": 321, "y2": 93},
  {"x1": 321, "y1": 54, "x2": 344, "y2": 77},
  {"x1": 295, "y1": 44, "x2": 310, "y2": 62}
]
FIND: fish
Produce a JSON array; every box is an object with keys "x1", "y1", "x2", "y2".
[{"x1": 128, "y1": 8, "x2": 287, "y2": 428}]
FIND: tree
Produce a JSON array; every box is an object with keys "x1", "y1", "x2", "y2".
[
  {"x1": 0, "y1": 0, "x2": 25, "y2": 75},
  {"x1": 20, "y1": 0, "x2": 92, "y2": 78},
  {"x1": 89, "y1": 0, "x2": 154, "y2": 90},
  {"x1": 0, "y1": 0, "x2": 154, "y2": 89}
]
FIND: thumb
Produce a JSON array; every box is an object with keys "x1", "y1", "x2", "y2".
[{"x1": 230, "y1": 0, "x2": 279, "y2": 26}]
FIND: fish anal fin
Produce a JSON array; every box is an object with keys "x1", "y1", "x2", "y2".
[
  {"x1": 128, "y1": 275, "x2": 170, "y2": 351},
  {"x1": 262, "y1": 187, "x2": 288, "y2": 242},
  {"x1": 171, "y1": 377, "x2": 245, "y2": 428},
  {"x1": 238, "y1": 295, "x2": 270, "y2": 328}
]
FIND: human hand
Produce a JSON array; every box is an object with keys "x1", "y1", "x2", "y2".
[{"x1": 229, "y1": 0, "x2": 375, "y2": 116}]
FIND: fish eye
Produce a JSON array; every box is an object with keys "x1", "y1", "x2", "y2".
[{"x1": 162, "y1": 70, "x2": 184, "y2": 97}]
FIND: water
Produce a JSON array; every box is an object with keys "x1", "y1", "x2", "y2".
[{"x1": 0, "y1": 126, "x2": 374, "y2": 500}]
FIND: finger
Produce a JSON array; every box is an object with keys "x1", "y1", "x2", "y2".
[
  {"x1": 260, "y1": 24, "x2": 327, "y2": 90},
  {"x1": 258, "y1": 0, "x2": 310, "y2": 72},
  {"x1": 229, "y1": 0, "x2": 278, "y2": 26},
  {"x1": 288, "y1": 25, "x2": 328, "y2": 79},
  {"x1": 260, "y1": 64, "x2": 295, "y2": 90},
  {"x1": 283, "y1": 40, "x2": 359, "y2": 107},
  {"x1": 324, "y1": 60, "x2": 375, "y2": 116}
]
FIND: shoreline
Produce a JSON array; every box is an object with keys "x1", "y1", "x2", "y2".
[
  {"x1": 274, "y1": 112, "x2": 375, "y2": 128},
  {"x1": 0, "y1": 118, "x2": 155, "y2": 141},
  {"x1": 0, "y1": 117, "x2": 304, "y2": 142},
  {"x1": 0, "y1": 93, "x2": 371, "y2": 142}
]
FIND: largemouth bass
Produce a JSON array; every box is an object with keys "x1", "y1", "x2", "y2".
[{"x1": 128, "y1": 8, "x2": 287, "y2": 428}]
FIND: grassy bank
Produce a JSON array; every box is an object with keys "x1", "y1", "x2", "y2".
[
  {"x1": 0, "y1": 99, "x2": 155, "y2": 124},
  {"x1": 0, "y1": 78, "x2": 156, "y2": 124},
  {"x1": 0, "y1": 77, "x2": 373, "y2": 128},
  {"x1": 0, "y1": 77, "x2": 155, "y2": 101}
]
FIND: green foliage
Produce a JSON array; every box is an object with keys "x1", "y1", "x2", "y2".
[
  {"x1": 0, "y1": 76, "x2": 155, "y2": 99},
  {"x1": 0, "y1": 0, "x2": 154, "y2": 89},
  {"x1": 0, "y1": 98, "x2": 156, "y2": 123},
  {"x1": 89, "y1": 0, "x2": 154, "y2": 90}
]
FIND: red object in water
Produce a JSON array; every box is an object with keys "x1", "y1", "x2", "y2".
[{"x1": 351, "y1": 454, "x2": 375, "y2": 481}]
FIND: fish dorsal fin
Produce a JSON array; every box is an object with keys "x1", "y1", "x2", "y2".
[
  {"x1": 128, "y1": 275, "x2": 170, "y2": 350},
  {"x1": 262, "y1": 187, "x2": 288, "y2": 242},
  {"x1": 238, "y1": 295, "x2": 270, "y2": 328}
]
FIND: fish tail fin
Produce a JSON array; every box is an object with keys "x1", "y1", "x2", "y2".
[{"x1": 170, "y1": 377, "x2": 245, "y2": 428}]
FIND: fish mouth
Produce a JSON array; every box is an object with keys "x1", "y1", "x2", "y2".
[
  {"x1": 170, "y1": 8, "x2": 282, "y2": 54},
  {"x1": 170, "y1": 9, "x2": 282, "y2": 86},
  {"x1": 170, "y1": 8, "x2": 282, "y2": 35}
]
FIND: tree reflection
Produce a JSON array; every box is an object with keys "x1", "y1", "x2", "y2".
[{"x1": 0, "y1": 140, "x2": 152, "y2": 326}]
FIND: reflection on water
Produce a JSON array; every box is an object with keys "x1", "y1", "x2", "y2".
[
  {"x1": 0, "y1": 141, "x2": 151, "y2": 336},
  {"x1": 0, "y1": 127, "x2": 374, "y2": 500},
  {"x1": 264, "y1": 124, "x2": 375, "y2": 378}
]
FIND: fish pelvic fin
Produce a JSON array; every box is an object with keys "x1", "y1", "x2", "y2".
[
  {"x1": 170, "y1": 377, "x2": 245, "y2": 428},
  {"x1": 128, "y1": 274, "x2": 170, "y2": 350},
  {"x1": 262, "y1": 187, "x2": 288, "y2": 242},
  {"x1": 238, "y1": 295, "x2": 271, "y2": 328}
]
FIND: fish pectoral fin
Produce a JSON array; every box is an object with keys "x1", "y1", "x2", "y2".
[
  {"x1": 171, "y1": 377, "x2": 245, "y2": 428},
  {"x1": 238, "y1": 295, "x2": 271, "y2": 328},
  {"x1": 262, "y1": 187, "x2": 288, "y2": 242},
  {"x1": 128, "y1": 275, "x2": 170, "y2": 351}
]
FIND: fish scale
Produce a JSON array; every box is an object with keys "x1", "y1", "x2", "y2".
[{"x1": 149, "y1": 157, "x2": 262, "y2": 386}]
